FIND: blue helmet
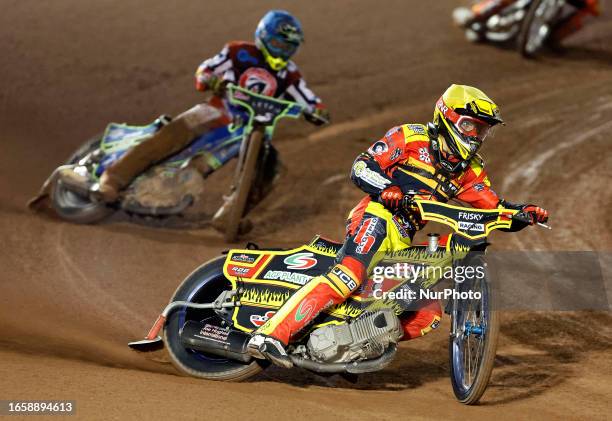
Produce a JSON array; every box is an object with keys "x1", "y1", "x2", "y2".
[{"x1": 255, "y1": 10, "x2": 304, "y2": 71}]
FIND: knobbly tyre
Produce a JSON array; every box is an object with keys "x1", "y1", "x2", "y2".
[
  {"x1": 129, "y1": 199, "x2": 549, "y2": 404},
  {"x1": 28, "y1": 84, "x2": 327, "y2": 237},
  {"x1": 455, "y1": 0, "x2": 583, "y2": 58}
]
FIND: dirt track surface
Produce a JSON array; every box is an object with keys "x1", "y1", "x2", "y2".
[{"x1": 1, "y1": 1, "x2": 611, "y2": 419}]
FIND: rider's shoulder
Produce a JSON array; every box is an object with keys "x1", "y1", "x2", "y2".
[
  {"x1": 379, "y1": 126, "x2": 404, "y2": 145},
  {"x1": 225, "y1": 40, "x2": 258, "y2": 54},
  {"x1": 286, "y1": 60, "x2": 299, "y2": 73},
  {"x1": 399, "y1": 123, "x2": 429, "y2": 145}
]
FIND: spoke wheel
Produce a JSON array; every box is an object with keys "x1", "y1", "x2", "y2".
[{"x1": 449, "y1": 257, "x2": 499, "y2": 404}]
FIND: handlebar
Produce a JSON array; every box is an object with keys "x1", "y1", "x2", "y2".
[
  {"x1": 400, "y1": 196, "x2": 552, "y2": 231},
  {"x1": 304, "y1": 110, "x2": 330, "y2": 126},
  {"x1": 225, "y1": 83, "x2": 328, "y2": 126}
]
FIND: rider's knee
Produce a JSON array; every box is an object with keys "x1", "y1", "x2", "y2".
[
  {"x1": 326, "y1": 262, "x2": 363, "y2": 298},
  {"x1": 339, "y1": 256, "x2": 368, "y2": 284}
]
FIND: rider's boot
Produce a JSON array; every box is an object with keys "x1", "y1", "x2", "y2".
[
  {"x1": 246, "y1": 334, "x2": 293, "y2": 368},
  {"x1": 399, "y1": 299, "x2": 443, "y2": 340},
  {"x1": 57, "y1": 167, "x2": 92, "y2": 191},
  {"x1": 247, "y1": 263, "x2": 362, "y2": 366}
]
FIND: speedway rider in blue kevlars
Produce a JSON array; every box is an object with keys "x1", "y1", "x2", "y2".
[{"x1": 96, "y1": 10, "x2": 329, "y2": 227}]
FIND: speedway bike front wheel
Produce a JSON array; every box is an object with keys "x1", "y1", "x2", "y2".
[
  {"x1": 224, "y1": 128, "x2": 264, "y2": 242},
  {"x1": 517, "y1": 0, "x2": 564, "y2": 58},
  {"x1": 448, "y1": 256, "x2": 500, "y2": 404}
]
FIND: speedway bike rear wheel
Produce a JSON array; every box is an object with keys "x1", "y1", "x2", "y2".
[
  {"x1": 224, "y1": 129, "x2": 264, "y2": 242},
  {"x1": 449, "y1": 256, "x2": 500, "y2": 404},
  {"x1": 518, "y1": 0, "x2": 564, "y2": 58},
  {"x1": 164, "y1": 256, "x2": 264, "y2": 381},
  {"x1": 51, "y1": 179, "x2": 113, "y2": 223}
]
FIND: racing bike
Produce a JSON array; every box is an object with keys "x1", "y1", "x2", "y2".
[
  {"x1": 129, "y1": 199, "x2": 547, "y2": 404},
  {"x1": 29, "y1": 84, "x2": 325, "y2": 240}
]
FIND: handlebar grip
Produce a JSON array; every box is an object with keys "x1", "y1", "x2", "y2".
[
  {"x1": 512, "y1": 211, "x2": 533, "y2": 224},
  {"x1": 304, "y1": 111, "x2": 329, "y2": 126}
]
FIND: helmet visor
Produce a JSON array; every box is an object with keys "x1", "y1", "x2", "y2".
[
  {"x1": 455, "y1": 115, "x2": 495, "y2": 143},
  {"x1": 267, "y1": 37, "x2": 299, "y2": 59}
]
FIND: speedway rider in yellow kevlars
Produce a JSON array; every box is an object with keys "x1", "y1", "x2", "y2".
[{"x1": 246, "y1": 84, "x2": 549, "y2": 368}]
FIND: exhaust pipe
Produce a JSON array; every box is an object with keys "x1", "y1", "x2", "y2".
[
  {"x1": 128, "y1": 296, "x2": 240, "y2": 353},
  {"x1": 180, "y1": 321, "x2": 252, "y2": 363},
  {"x1": 290, "y1": 344, "x2": 397, "y2": 374}
]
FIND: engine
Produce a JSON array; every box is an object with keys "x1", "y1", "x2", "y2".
[{"x1": 306, "y1": 310, "x2": 402, "y2": 363}]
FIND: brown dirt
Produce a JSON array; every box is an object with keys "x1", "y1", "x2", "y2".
[{"x1": 1, "y1": 1, "x2": 611, "y2": 420}]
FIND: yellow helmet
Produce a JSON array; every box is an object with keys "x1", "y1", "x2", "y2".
[{"x1": 431, "y1": 84, "x2": 503, "y2": 172}]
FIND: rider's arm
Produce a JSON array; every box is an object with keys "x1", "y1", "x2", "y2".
[
  {"x1": 351, "y1": 154, "x2": 396, "y2": 195},
  {"x1": 456, "y1": 164, "x2": 537, "y2": 231},
  {"x1": 283, "y1": 62, "x2": 329, "y2": 125},
  {"x1": 350, "y1": 127, "x2": 406, "y2": 195},
  {"x1": 283, "y1": 61, "x2": 322, "y2": 109},
  {"x1": 455, "y1": 158, "x2": 500, "y2": 209},
  {"x1": 195, "y1": 44, "x2": 236, "y2": 92}
]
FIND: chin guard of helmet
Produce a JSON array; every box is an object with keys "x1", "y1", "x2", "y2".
[{"x1": 427, "y1": 122, "x2": 469, "y2": 174}]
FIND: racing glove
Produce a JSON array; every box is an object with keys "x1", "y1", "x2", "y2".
[
  {"x1": 379, "y1": 186, "x2": 404, "y2": 211},
  {"x1": 206, "y1": 75, "x2": 228, "y2": 97},
  {"x1": 522, "y1": 204, "x2": 549, "y2": 225},
  {"x1": 305, "y1": 104, "x2": 330, "y2": 126}
]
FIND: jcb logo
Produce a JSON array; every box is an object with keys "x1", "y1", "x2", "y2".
[{"x1": 332, "y1": 267, "x2": 357, "y2": 291}]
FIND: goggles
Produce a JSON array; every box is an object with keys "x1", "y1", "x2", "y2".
[
  {"x1": 455, "y1": 115, "x2": 495, "y2": 143},
  {"x1": 267, "y1": 36, "x2": 300, "y2": 60}
]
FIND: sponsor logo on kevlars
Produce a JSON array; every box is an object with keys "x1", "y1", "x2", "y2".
[
  {"x1": 263, "y1": 270, "x2": 312, "y2": 285},
  {"x1": 283, "y1": 252, "x2": 318, "y2": 270}
]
